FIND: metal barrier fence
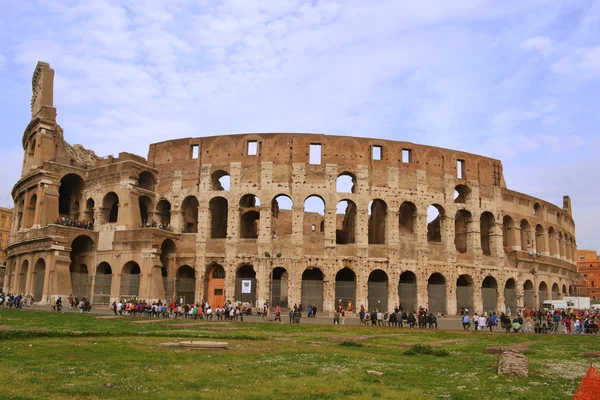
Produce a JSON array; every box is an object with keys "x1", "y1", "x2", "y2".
[
  {"x1": 301, "y1": 280, "x2": 323, "y2": 311},
  {"x1": 456, "y1": 286, "x2": 474, "y2": 312},
  {"x1": 367, "y1": 281, "x2": 387, "y2": 312},
  {"x1": 334, "y1": 281, "x2": 356, "y2": 311},
  {"x1": 398, "y1": 282, "x2": 416, "y2": 313},
  {"x1": 428, "y1": 283, "x2": 446, "y2": 314}
]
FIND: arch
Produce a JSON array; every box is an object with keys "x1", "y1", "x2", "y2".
[
  {"x1": 120, "y1": 261, "x2": 140, "y2": 298},
  {"x1": 302, "y1": 268, "x2": 324, "y2": 312},
  {"x1": 18, "y1": 259, "x2": 29, "y2": 294},
  {"x1": 271, "y1": 266, "x2": 288, "y2": 308},
  {"x1": 523, "y1": 280, "x2": 535, "y2": 308},
  {"x1": 272, "y1": 195, "x2": 293, "y2": 238},
  {"x1": 175, "y1": 265, "x2": 196, "y2": 304},
  {"x1": 70, "y1": 235, "x2": 94, "y2": 299},
  {"x1": 84, "y1": 198, "x2": 95, "y2": 222},
  {"x1": 335, "y1": 267, "x2": 356, "y2": 312},
  {"x1": 398, "y1": 271, "x2": 417, "y2": 313},
  {"x1": 502, "y1": 215, "x2": 515, "y2": 247},
  {"x1": 156, "y1": 199, "x2": 171, "y2": 226},
  {"x1": 562, "y1": 284, "x2": 567, "y2": 296},
  {"x1": 205, "y1": 263, "x2": 226, "y2": 308},
  {"x1": 25, "y1": 193, "x2": 37, "y2": 228},
  {"x1": 551, "y1": 282, "x2": 560, "y2": 300},
  {"x1": 504, "y1": 278, "x2": 517, "y2": 313},
  {"x1": 209, "y1": 196, "x2": 228, "y2": 238},
  {"x1": 456, "y1": 274, "x2": 474, "y2": 313},
  {"x1": 138, "y1": 195, "x2": 153, "y2": 226},
  {"x1": 533, "y1": 202, "x2": 542, "y2": 216},
  {"x1": 235, "y1": 264, "x2": 257, "y2": 305},
  {"x1": 181, "y1": 196, "x2": 199, "y2": 233},
  {"x1": 336, "y1": 172, "x2": 356, "y2": 193},
  {"x1": 558, "y1": 232, "x2": 565, "y2": 258},
  {"x1": 102, "y1": 192, "x2": 119, "y2": 223},
  {"x1": 211, "y1": 170, "x2": 230, "y2": 191},
  {"x1": 482, "y1": 276, "x2": 498, "y2": 311},
  {"x1": 399, "y1": 201, "x2": 416, "y2": 235},
  {"x1": 520, "y1": 219, "x2": 531, "y2": 251},
  {"x1": 94, "y1": 262, "x2": 112, "y2": 304},
  {"x1": 138, "y1": 171, "x2": 156, "y2": 191},
  {"x1": 160, "y1": 239, "x2": 176, "y2": 268},
  {"x1": 427, "y1": 204, "x2": 445, "y2": 242},
  {"x1": 368, "y1": 199, "x2": 387, "y2": 244},
  {"x1": 240, "y1": 195, "x2": 260, "y2": 239},
  {"x1": 368, "y1": 269, "x2": 388, "y2": 312},
  {"x1": 32, "y1": 258, "x2": 45, "y2": 301},
  {"x1": 304, "y1": 195, "x2": 325, "y2": 236},
  {"x1": 239, "y1": 194, "x2": 260, "y2": 207},
  {"x1": 455, "y1": 209, "x2": 472, "y2": 253},
  {"x1": 538, "y1": 281, "x2": 548, "y2": 307},
  {"x1": 548, "y1": 227, "x2": 557, "y2": 256},
  {"x1": 59, "y1": 173, "x2": 85, "y2": 219},
  {"x1": 427, "y1": 273, "x2": 446, "y2": 314},
  {"x1": 535, "y1": 224, "x2": 547, "y2": 254},
  {"x1": 454, "y1": 184, "x2": 471, "y2": 203},
  {"x1": 480, "y1": 212, "x2": 495, "y2": 256},
  {"x1": 336, "y1": 200, "x2": 356, "y2": 244}
]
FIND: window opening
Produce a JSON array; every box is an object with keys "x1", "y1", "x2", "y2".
[
  {"x1": 247, "y1": 141, "x2": 258, "y2": 156},
  {"x1": 402, "y1": 149, "x2": 411, "y2": 163},
  {"x1": 191, "y1": 145, "x2": 199, "y2": 159},
  {"x1": 457, "y1": 159, "x2": 465, "y2": 179},
  {"x1": 309, "y1": 144, "x2": 322, "y2": 165},
  {"x1": 372, "y1": 145, "x2": 382, "y2": 161}
]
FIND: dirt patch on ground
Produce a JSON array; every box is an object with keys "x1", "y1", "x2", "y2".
[
  {"x1": 584, "y1": 351, "x2": 600, "y2": 358},
  {"x1": 94, "y1": 316, "x2": 121, "y2": 320},
  {"x1": 127, "y1": 319, "x2": 167, "y2": 324},
  {"x1": 498, "y1": 350, "x2": 529, "y2": 377},
  {"x1": 0, "y1": 325, "x2": 49, "y2": 332},
  {"x1": 327, "y1": 334, "x2": 408, "y2": 342},
  {"x1": 164, "y1": 324, "x2": 247, "y2": 330}
]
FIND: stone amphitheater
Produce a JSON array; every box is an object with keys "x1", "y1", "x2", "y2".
[{"x1": 2, "y1": 62, "x2": 578, "y2": 314}]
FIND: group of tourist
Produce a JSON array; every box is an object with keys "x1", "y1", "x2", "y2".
[
  {"x1": 355, "y1": 305, "x2": 439, "y2": 328},
  {"x1": 141, "y1": 220, "x2": 171, "y2": 230},
  {"x1": 0, "y1": 292, "x2": 34, "y2": 308},
  {"x1": 55, "y1": 217, "x2": 94, "y2": 230},
  {"x1": 109, "y1": 299, "x2": 249, "y2": 321}
]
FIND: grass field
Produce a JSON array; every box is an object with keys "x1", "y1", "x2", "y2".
[{"x1": 0, "y1": 309, "x2": 596, "y2": 400}]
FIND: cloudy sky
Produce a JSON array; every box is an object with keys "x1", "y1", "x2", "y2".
[{"x1": 1, "y1": 1, "x2": 599, "y2": 249}]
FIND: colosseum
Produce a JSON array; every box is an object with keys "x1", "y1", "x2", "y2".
[{"x1": 2, "y1": 62, "x2": 579, "y2": 314}]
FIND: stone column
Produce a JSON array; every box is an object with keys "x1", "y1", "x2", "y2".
[
  {"x1": 33, "y1": 184, "x2": 44, "y2": 227},
  {"x1": 324, "y1": 207, "x2": 337, "y2": 249},
  {"x1": 323, "y1": 278, "x2": 335, "y2": 313},
  {"x1": 447, "y1": 276, "x2": 457, "y2": 315}
]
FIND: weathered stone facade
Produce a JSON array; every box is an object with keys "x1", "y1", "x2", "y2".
[{"x1": 3, "y1": 62, "x2": 578, "y2": 313}]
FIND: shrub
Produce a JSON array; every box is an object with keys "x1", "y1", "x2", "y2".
[
  {"x1": 339, "y1": 340, "x2": 363, "y2": 348},
  {"x1": 405, "y1": 344, "x2": 449, "y2": 357}
]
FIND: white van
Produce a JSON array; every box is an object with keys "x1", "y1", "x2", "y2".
[{"x1": 542, "y1": 300, "x2": 568, "y2": 310}]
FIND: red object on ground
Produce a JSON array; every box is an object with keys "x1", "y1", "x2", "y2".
[{"x1": 573, "y1": 365, "x2": 600, "y2": 400}]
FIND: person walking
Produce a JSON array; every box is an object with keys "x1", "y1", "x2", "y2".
[{"x1": 462, "y1": 313, "x2": 471, "y2": 330}]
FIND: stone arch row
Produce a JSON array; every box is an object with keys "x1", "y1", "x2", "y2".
[{"x1": 502, "y1": 215, "x2": 577, "y2": 262}]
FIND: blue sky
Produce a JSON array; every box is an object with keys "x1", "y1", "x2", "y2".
[{"x1": 0, "y1": 1, "x2": 599, "y2": 249}]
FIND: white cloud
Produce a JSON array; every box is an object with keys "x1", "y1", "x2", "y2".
[{"x1": 521, "y1": 36, "x2": 553, "y2": 55}]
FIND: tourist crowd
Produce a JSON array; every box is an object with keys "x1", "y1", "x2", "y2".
[
  {"x1": 0, "y1": 292, "x2": 36, "y2": 308},
  {"x1": 141, "y1": 220, "x2": 172, "y2": 230},
  {"x1": 55, "y1": 217, "x2": 94, "y2": 230},
  {"x1": 108, "y1": 299, "x2": 249, "y2": 321}
]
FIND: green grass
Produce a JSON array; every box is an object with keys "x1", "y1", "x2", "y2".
[{"x1": 0, "y1": 309, "x2": 597, "y2": 399}]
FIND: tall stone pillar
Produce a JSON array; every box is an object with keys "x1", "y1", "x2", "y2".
[{"x1": 447, "y1": 277, "x2": 457, "y2": 315}]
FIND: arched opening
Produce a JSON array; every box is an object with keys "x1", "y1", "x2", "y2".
[
  {"x1": 398, "y1": 271, "x2": 417, "y2": 313},
  {"x1": 120, "y1": 261, "x2": 141, "y2": 298},
  {"x1": 16, "y1": 197, "x2": 24, "y2": 230},
  {"x1": 94, "y1": 262, "x2": 112, "y2": 304},
  {"x1": 181, "y1": 196, "x2": 199, "y2": 233},
  {"x1": 18, "y1": 260, "x2": 29, "y2": 294},
  {"x1": 33, "y1": 258, "x2": 45, "y2": 301},
  {"x1": 455, "y1": 209, "x2": 472, "y2": 253},
  {"x1": 428, "y1": 273, "x2": 446, "y2": 314},
  {"x1": 480, "y1": 212, "x2": 495, "y2": 256},
  {"x1": 271, "y1": 267, "x2": 288, "y2": 308},
  {"x1": 520, "y1": 220, "x2": 531, "y2": 251},
  {"x1": 336, "y1": 200, "x2": 356, "y2": 244},
  {"x1": 25, "y1": 194, "x2": 37, "y2": 228},
  {"x1": 368, "y1": 199, "x2": 387, "y2": 244},
  {"x1": 175, "y1": 265, "x2": 196, "y2": 304},
  {"x1": 562, "y1": 284, "x2": 567, "y2": 296},
  {"x1": 533, "y1": 202, "x2": 542, "y2": 216},
  {"x1": 456, "y1": 274, "x2": 474, "y2": 313},
  {"x1": 502, "y1": 215, "x2": 515, "y2": 247},
  {"x1": 271, "y1": 195, "x2": 293, "y2": 238},
  {"x1": 156, "y1": 199, "x2": 171, "y2": 226},
  {"x1": 138, "y1": 195, "x2": 153, "y2": 226},
  {"x1": 368, "y1": 269, "x2": 388, "y2": 312},
  {"x1": 535, "y1": 224, "x2": 547, "y2": 254},
  {"x1": 427, "y1": 205, "x2": 444, "y2": 242},
  {"x1": 551, "y1": 282, "x2": 560, "y2": 300},
  {"x1": 84, "y1": 198, "x2": 95, "y2": 223},
  {"x1": 548, "y1": 227, "x2": 557, "y2": 256},
  {"x1": 205, "y1": 264, "x2": 226, "y2": 308},
  {"x1": 523, "y1": 280, "x2": 535, "y2": 308},
  {"x1": 335, "y1": 268, "x2": 356, "y2": 312},
  {"x1": 29, "y1": 138, "x2": 36, "y2": 157},
  {"x1": 138, "y1": 171, "x2": 156, "y2": 191},
  {"x1": 304, "y1": 195, "x2": 325, "y2": 236},
  {"x1": 482, "y1": 276, "x2": 498, "y2": 311},
  {"x1": 504, "y1": 278, "x2": 517, "y2": 313},
  {"x1": 102, "y1": 192, "x2": 119, "y2": 224},
  {"x1": 235, "y1": 265, "x2": 257, "y2": 305},
  {"x1": 209, "y1": 196, "x2": 228, "y2": 238},
  {"x1": 454, "y1": 184, "x2": 471, "y2": 203},
  {"x1": 70, "y1": 235, "x2": 94, "y2": 299},
  {"x1": 301, "y1": 268, "x2": 324, "y2": 312},
  {"x1": 211, "y1": 170, "x2": 230, "y2": 191},
  {"x1": 239, "y1": 195, "x2": 260, "y2": 239},
  {"x1": 399, "y1": 202, "x2": 416, "y2": 235},
  {"x1": 538, "y1": 281, "x2": 548, "y2": 308},
  {"x1": 160, "y1": 239, "x2": 176, "y2": 299},
  {"x1": 59, "y1": 174, "x2": 85, "y2": 220},
  {"x1": 336, "y1": 173, "x2": 355, "y2": 193}
]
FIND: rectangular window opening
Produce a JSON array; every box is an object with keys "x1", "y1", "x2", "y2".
[
  {"x1": 402, "y1": 149, "x2": 411, "y2": 163},
  {"x1": 191, "y1": 144, "x2": 199, "y2": 159},
  {"x1": 372, "y1": 145, "x2": 382, "y2": 161},
  {"x1": 311, "y1": 224, "x2": 316, "y2": 232},
  {"x1": 457, "y1": 159, "x2": 465, "y2": 179},
  {"x1": 247, "y1": 140, "x2": 258, "y2": 156},
  {"x1": 309, "y1": 144, "x2": 322, "y2": 165}
]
